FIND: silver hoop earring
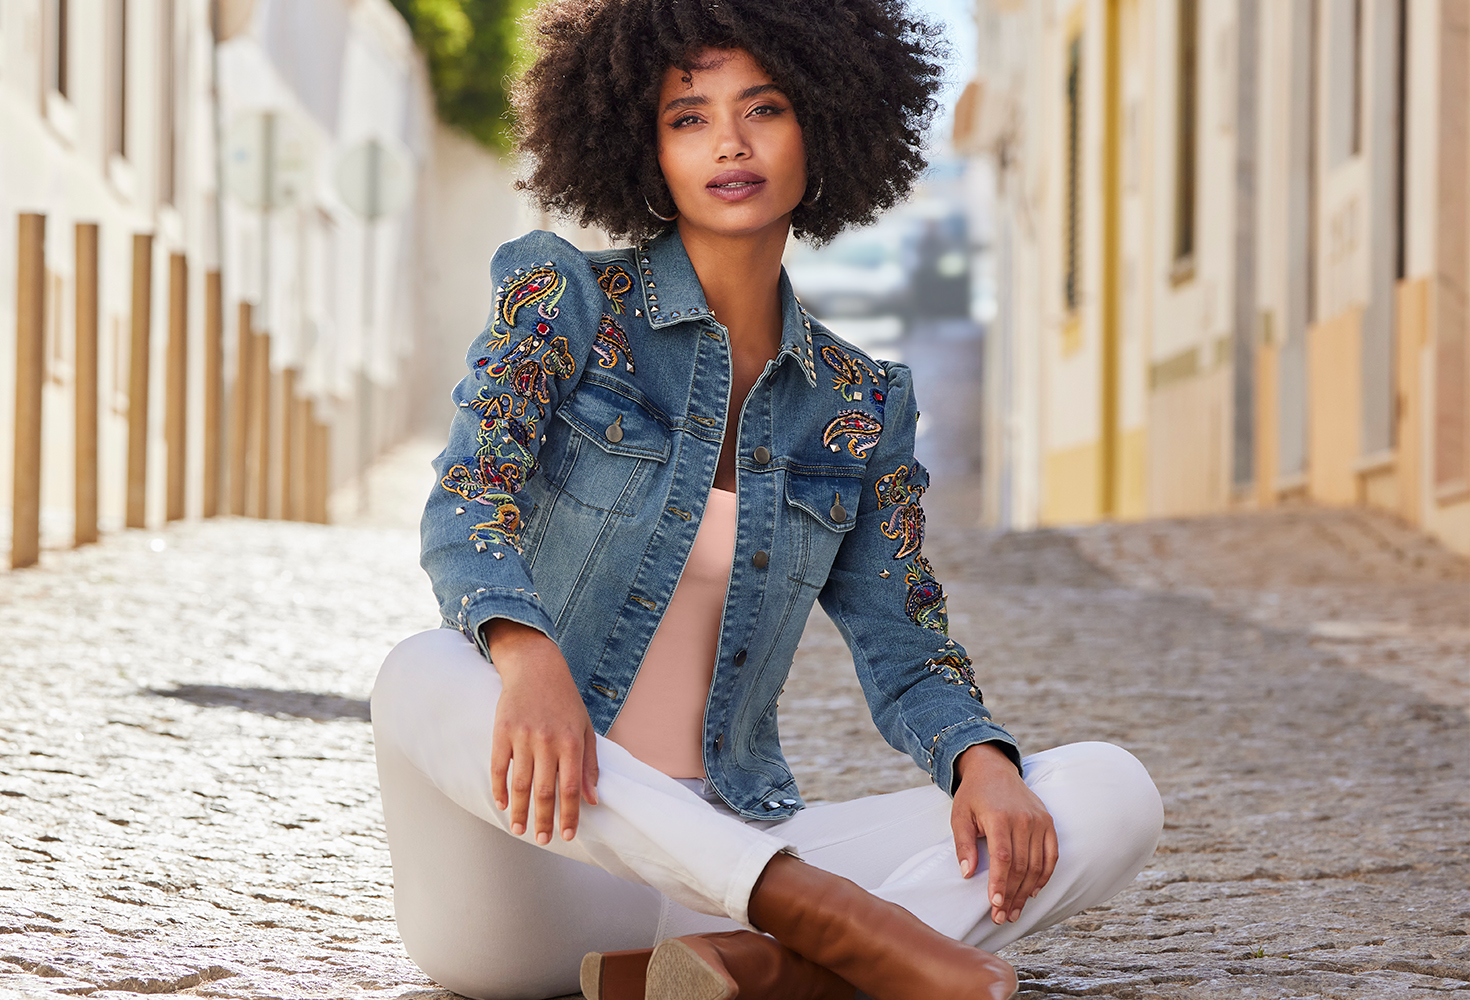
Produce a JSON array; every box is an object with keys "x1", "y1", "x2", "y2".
[
  {"x1": 645, "y1": 195, "x2": 678, "y2": 222},
  {"x1": 801, "y1": 178, "x2": 824, "y2": 207}
]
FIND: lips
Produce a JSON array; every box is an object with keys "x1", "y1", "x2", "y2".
[{"x1": 707, "y1": 170, "x2": 768, "y2": 202}]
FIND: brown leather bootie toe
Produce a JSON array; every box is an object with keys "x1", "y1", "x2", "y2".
[
  {"x1": 579, "y1": 947, "x2": 651, "y2": 1000},
  {"x1": 748, "y1": 855, "x2": 1018, "y2": 1000},
  {"x1": 645, "y1": 930, "x2": 854, "y2": 1000}
]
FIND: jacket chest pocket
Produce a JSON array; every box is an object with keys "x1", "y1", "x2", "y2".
[
  {"x1": 782, "y1": 468, "x2": 861, "y2": 588},
  {"x1": 549, "y1": 376, "x2": 672, "y2": 517}
]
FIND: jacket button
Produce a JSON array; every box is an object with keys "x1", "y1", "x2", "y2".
[
  {"x1": 752, "y1": 550, "x2": 769, "y2": 569},
  {"x1": 605, "y1": 416, "x2": 624, "y2": 443},
  {"x1": 830, "y1": 501, "x2": 848, "y2": 522},
  {"x1": 714, "y1": 733, "x2": 724, "y2": 752},
  {"x1": 752, "y1": 446, "x2": 771, "y2": 465},
  {"x1": 734, "y1": 649, "x2": 748, "y2": 666}
]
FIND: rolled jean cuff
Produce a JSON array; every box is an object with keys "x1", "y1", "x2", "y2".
[{"x1": 725, "y1": 835, "x2": 796, "y2": 930}]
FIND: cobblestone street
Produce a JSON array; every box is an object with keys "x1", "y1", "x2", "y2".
[{"x1": 2, "y1": 325, "x2": 1468, "y2": 999}]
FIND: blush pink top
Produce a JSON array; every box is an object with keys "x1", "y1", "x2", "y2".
[{"x1": 606, "y1": 488, "x2": 737, "y2": 778}]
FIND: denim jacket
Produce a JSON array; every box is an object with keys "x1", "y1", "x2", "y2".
[{"x1": 421, "y1": 228, "x2": 1019, "y2": 820}]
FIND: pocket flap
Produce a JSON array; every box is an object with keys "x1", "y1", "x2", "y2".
[
  {"x1": 557, "y1": 377, "x2": 672, "y2": 462},
  {"x1": 784, "y1": 468, "x2": 862, "y2": 533}
]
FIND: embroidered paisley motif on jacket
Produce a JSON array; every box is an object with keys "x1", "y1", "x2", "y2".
[
  {"x1": 595, "y1": 264, "x2": 633, "y2": 314},
  {"x1": 822, "y1": 409, "x2": 883, "y2": 458},
  {"x1": 821, "y1": 344, "x2": 879, "y2": 402},
  {"x1": 594, "y1": 314, "x2": 635, "y2": 372}
]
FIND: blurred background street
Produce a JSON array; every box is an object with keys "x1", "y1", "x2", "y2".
[{"x1": 1, "y1": 0, "x2": 1469, "y2": 998}]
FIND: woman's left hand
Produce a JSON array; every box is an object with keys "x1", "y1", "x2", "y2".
[{"x1": 951, "y1": 742, "x2": 1058, "y2": 926}]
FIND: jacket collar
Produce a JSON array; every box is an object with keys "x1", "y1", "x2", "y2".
[{"x1": 636, "y1": 228, "x2": 819, "y2": 387}]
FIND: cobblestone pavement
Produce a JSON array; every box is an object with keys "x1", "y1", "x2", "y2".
[{"x1": 2, "y1": 322, "x2": 1468, "y2": 999}]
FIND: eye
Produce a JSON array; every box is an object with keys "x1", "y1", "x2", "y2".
[
  {"x1": 670, "y1": 113, "x2": 705, "y2": 128},
  {"x1": 749, "y1": 103, "x2": 785, "y2": 117}
]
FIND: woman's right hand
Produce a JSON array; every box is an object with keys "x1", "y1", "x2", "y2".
[{"x1": 483, "y1": 618, "x2": 600, "y2": 845}]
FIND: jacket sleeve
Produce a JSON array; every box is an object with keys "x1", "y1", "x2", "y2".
[
  {"x1": 420, "y1": 230, "x2": 615, "y2": 658},
  {"x1": 817, "y1": 362, "x2": 1021, "y2": 796}
]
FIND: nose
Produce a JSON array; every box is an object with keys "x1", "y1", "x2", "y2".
[{"x1": 714, "y1": 118, "x2": 751, "y2": 162}]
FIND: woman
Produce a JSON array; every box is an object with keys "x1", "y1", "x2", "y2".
[{"x1": 371, "y1": 1, "x2": 1163, "y2": 998}]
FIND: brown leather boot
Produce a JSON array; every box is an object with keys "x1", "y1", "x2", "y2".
[
  {"x1": 748, "y1": 855, "x2": 1018, "y2": 1000},
  {"x1": 644, "y1": 930, "x2": 855, "y2": 1000},
  {"x1": 579, "y1": 948, "x2": 650, "y2": 1000}
]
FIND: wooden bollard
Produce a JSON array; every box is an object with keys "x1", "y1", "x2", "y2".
[
  {"x1": 202, "y1": 271, "x2": 223, "y2": 518},
  {"x1": 280, "y1": 367, "x2": 309, "y2": 521},
  {"x1": 165, "y1": 253, "x2": 188, "y2": 522},
  {"x1": 229, "y1": 302, "x2": 251, "y2": 516},
  {"x1": 305, "y1": 400, "x2": 329, "y2": 524},
  {"x1": 125, "y1": 233, "x2": 153, "y2": 529},
  {"x1": 278, "y1": 366, "x2": 295, "y2": 519},
  {"x1": 75, "y1": 222, "x2": 100, "y2": 547},
  {"x1": 12, "y1": 213, "x2": 46, "y2": 569},
  {"x1": 249, "y1": 331, "x2": 271, "y2": 519}
]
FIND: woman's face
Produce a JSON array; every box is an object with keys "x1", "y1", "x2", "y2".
[{"x1": 656, "y1": 48, "x2": 807, "y2": 242}]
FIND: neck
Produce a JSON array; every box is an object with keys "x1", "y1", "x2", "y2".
[{"x1": 676, "y1": 217, "x2": 790, "y2": 350}]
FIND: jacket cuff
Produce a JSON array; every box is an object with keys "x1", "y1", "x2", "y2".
[
  {"x1": 930, "y1": 716, "x2": 1022, "y2": 797},
  {"x1": 451, "y1": 587, "x2": 559, "y2": 661}
]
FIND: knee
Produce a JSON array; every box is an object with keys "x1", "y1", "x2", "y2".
[
  {"x1": 1040, "y1": 742, "x2": 1163, "y2": 860},
  {"x1": 371, "y1": 628, "x2": 473, "y2": 745}
]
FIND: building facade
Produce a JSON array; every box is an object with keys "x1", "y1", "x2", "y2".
[
  {"x1": 1, "y1": 0, "x2": 526, "y2": 566},
  {"x1": 965, "y1": 0, "x2": 1470, "y2": 555}
]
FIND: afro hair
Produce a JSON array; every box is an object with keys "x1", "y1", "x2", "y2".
[{"x1": 511, "y1": 0, "x2": 947, "y2": 244}]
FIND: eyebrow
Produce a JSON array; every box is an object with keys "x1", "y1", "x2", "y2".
[{"x1": 662, "y1": 83, "x2": 784, "y2": 115}]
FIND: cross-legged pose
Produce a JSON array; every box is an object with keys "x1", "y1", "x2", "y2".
[{"x1": 372, "y1": 1, "x2": 1163, "y2": 997}]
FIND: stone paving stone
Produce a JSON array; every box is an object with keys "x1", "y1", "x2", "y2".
[{"x1": 1, "y1": 322, "x2": 1467, "y2": 998}]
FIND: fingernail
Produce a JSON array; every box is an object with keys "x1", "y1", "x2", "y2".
[
  {"x1": 959, "y1": 859, "x2": 972, "y2": 878},
  {"x1": 1009, "y1": 909, "x2": 1021, "y2": 923},
  {"x1": 991, "y1": 893, "x2": 1004, "y2": 907},
  {"x1": 993, "y1": 910, "x2": 1006, "y2": 924},
  {"x1": 511, "y1": 822, "x2": 525, "y2": 836},
  {"x1": 1031, "y1": 889, "x2": 1040, "y2": 898},
  {"x1": 562, "y1": 827, "x2": 574, "y2": 841},
  {"x1": 536, "y1": 831, "x2": 551, "y2": 845}
]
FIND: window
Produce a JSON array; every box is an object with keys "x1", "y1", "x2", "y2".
[
  {"x1": 1065, "y1": 33, "x2": 1083, "y2": 313},
  {"x1": 1327, "y1": 0, "x2": 1363, "y2": 165},
  {"x1": 159, "y1": 0, "x2": 176, "y2": 203},
  {"x1": 107, "y1": 0, "x2": 128, "y2": 158},
  {"x1": 44, "y1": 0, "x2": 70, "y2": 98},
  {"x1": 1173, "y1": 0, "x2": 1198, "y2": 267}
]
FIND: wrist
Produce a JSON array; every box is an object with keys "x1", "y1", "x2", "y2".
[
  {"x1": 955, "y1": 742, "x2": 1013, "y2": 785},
  {"x1": 482, "y1": 619, "x2": 563, "y2": 680}
]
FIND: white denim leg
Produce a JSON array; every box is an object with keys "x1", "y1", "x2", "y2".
[
  {"x1": 370, "y1": 630, "x2": 790, "y2": 940},
  {"x1": 770, "y1": 741, "x2": 1163, "y2": 951}
]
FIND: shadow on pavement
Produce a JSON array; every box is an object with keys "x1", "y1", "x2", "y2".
[{"x1": 148, "y1": 684, "x2": 371, "y2": 722}]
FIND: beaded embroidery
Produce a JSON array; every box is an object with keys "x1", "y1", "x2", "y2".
[
  {"x1": 469, "y1": 497, "x2": 523, "y2": 549},
  {"x1": 594, "y1": 314, "x2": 636, "y2": 372},
  {"x1": 923, "y1": 653, "x2": 981, "y2": 700},
  {"x1": 874, "y1": 463, "x2": 925, "y2": 509},
  {"x1": 596, "y1": 264, "x2": 633, "y2": 314},
  {"x1": 498, "y1": 266, "x2": 566, "y2": 328},
  {"x1": 822, "y1": 409, "x2": 883, "y2": 458},
  {"x1": 881, "y1": 501, "x2": 925, "y2": 561},
  {"x1": 903, "y1": 556, "x2": 948, "y2": 633},
  {"x1": 820, "y1": 345, "x2": 879, "y2": 401}
]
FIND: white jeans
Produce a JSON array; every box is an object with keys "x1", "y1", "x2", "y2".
[{"x1": 372, "y1": 629, "x2": 1163, "y2": 1000}]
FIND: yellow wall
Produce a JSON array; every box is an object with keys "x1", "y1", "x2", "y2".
[
  {"x1": 1255, "y1": 331, "x2": 1280, "y2": 506},
  {"x1": 1396, "y1": 277, "x2": 1431, "y2": 524},
  {"x1": 1305, "y1": 307, "x2": 1363, "y2": 506},
  {"x1": 1117, "y1": 427, "x2": 1147, "y2": 518},
  {"x1": 1042, "y1": 442, "x2": 1101, "y2": 524},
  {"x1": 1147, "y1": 362, "x2": 1230, "y2": 517}
]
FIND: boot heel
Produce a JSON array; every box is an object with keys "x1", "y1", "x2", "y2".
[
  {"x1": 579, "y1": 948, "x2": 652, "y2": 1000},
  {"x1": 646, "y1": 938, "x2": 739, "y2": 1000}
]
